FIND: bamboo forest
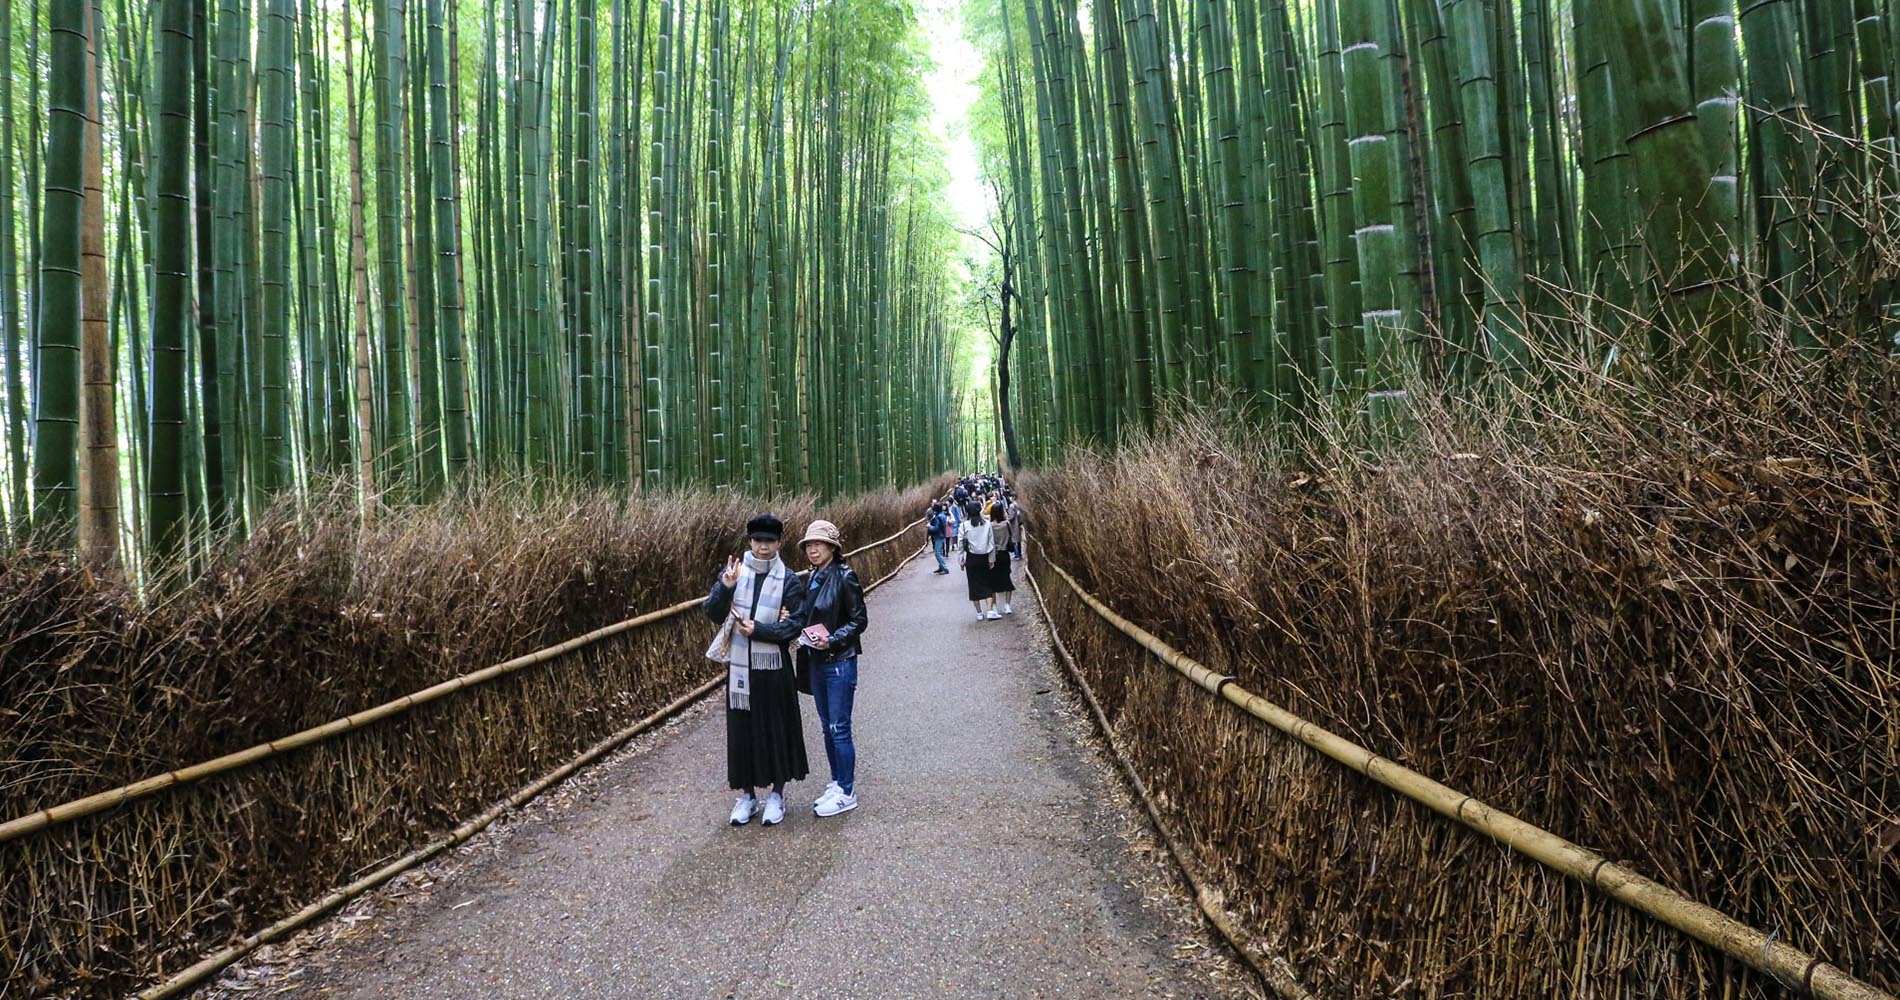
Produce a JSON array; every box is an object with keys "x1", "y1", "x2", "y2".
[{"x1": 3, "y1": 0, "x2": 1898, "y2": 996}]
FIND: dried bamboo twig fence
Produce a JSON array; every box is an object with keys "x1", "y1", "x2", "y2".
[
  {"x1": 0, "y1": 518, "x2": 923, "y2": 846},
  {"x1": 1021, "y1": 557, "x2": 1315, "y2": 1000},
  {"x1": 1037, "y1": 555, "x2": 1894, "y2": 1000},
  {"x1": 132, "y1": 532, "x2": 926, "y2": 1000}
]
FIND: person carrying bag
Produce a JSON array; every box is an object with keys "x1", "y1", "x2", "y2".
[
  {"x1": 703, "y1": 514, "x2": 809, "y2": 827},
  {"x1": 797, "y1": 520, "x2": 868, "y2": 817},
  {"x1": 959, "y1": 501, "x2": 998, "y2": 620}
]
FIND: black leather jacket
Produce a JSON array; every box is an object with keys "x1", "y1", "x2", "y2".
[{"x1": 799, "y1": 561, "x2": 867, "y2": 665}]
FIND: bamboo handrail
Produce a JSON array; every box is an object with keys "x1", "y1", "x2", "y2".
[
  {"x1": 0, "y1": 517, "x2": 924, "y2": 845},
  {"x1": 1022, "y1": 562, "x2": 1314, "y2": 1000},
  {"x1": 132, "y1": 536, "x2": 927, "y2": 1000},
  {"x1": 1041, "y1": 558, "x2": 1894, "y2": 1000}
]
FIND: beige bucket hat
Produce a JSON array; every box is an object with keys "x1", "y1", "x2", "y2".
[{"x1": 798, "y1": 519, "x2": 843, "y2": 551}]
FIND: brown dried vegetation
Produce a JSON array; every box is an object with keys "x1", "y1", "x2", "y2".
[
  {"x1": 0, "y1": 476, "x2": 947, "y2": 997},
  {"x1": 1028, "y1": 346, "x2": 1898, "y2": 998}
]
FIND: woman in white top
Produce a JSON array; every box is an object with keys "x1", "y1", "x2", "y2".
[{"x1": 959, "y1": 501, "x2": 1000, "y2": 620}]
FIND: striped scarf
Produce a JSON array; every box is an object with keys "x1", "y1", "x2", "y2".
[{"x1": 725, "y1": 554, "x2": 788, "y2": 712}]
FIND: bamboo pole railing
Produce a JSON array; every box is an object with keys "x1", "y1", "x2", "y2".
[
  {"x1": 131, "y1": 533, "x2": 928, "y2": 1000},
  {"x1": 1021, "y1": 559, "x2": 1315, "y2": 1000},
  {"x1": 1038, "y1": 556, "x2": 1894, "y2": 1000},
  {"x1": 0, "y1": 517, "x2": 925, "y2": 846}
]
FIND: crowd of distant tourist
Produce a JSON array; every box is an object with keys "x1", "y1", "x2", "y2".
[
  {"x1": 926, "y1": 473, "x2": 1025, "y2": 620},
  {"x1": 702, "y1": 472, "x2": 1024, "y2": 827}
]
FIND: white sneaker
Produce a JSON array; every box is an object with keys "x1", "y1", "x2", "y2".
[
  {"x1": 761, "y1": 793, "x2": 785, "y2": 826},
  {"x1": 813, "y1": 781, "x2": 844, "y2": 811},
  {"x1": 729, "y1": 793, "x2": 758, "y2": 826},
  {"x1": 976, "y1": 611, "x2": 987, "y2": 621},
  {"x1": 985, "y1": 610, "x2": 1003, "y2": 620},
  {"x1": 814, "y1": 790, "x2": 857, "y2": 818},
  {"x1": 1002, "y1": 605, "x2": 1014, "y2": 615}
]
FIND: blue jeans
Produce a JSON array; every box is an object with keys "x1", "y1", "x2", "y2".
[
  {"x1": 811, "y1": 655, "x2": 858, "y2": 794},
  {"x1": 931, "y1": 536, "x2": 949, "y2": 571}
]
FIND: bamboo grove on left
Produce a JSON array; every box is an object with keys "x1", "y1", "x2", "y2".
[{"x1": 0, "y1": 0, "x2": 967, "y2": 577}]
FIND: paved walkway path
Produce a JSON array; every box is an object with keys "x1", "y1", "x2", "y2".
[{"x1": 202, "y1": 555, "x2": 1253, "y2": 1000}]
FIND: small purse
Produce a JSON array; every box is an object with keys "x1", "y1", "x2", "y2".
[
  {"x1": 793, "y1": 646, "x2": 812, "y2": 695},
  {"x1": 704, "y1": 615, "x2": 736, "y2": 662}
]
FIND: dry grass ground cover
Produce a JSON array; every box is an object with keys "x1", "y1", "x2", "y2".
[
  {"x1": 1028, "y1": 349, "x2": 1898, "y2": 999},
  {"x1": 0, "y1": 476, "x2": 947, "y2": 998}
]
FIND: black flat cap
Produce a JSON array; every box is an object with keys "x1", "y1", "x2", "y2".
[{"x1": 746, "y1": 514, "x2": 784, "y2": 540}]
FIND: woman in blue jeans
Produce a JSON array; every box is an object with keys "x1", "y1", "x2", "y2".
[{"x1": 796, "y1": 520, "x2": 868, "y2": 816}]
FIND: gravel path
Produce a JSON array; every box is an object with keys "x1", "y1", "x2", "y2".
[{"x1": 198, "y1": 555, "x2": 1257, "y2": 1000}]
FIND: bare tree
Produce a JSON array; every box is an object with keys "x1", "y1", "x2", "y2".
[{"x1": 968, "y1": 180, "x2": 1023, "y2": 471}]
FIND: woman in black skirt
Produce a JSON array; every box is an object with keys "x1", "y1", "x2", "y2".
[
  {"x1": 959, "y1": 501, "x2": 998, "y2": 620},
  {"x1": 987, "y1": 502, "x2": 1016, "y2": 615},
  {"x1": 703, "y1": 513, "x2": 809, "y2": 826}
]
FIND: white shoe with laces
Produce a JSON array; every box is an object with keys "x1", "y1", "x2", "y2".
[
  {"x1": 1002, "y1": 605, "x2": 1014, "y2": 615},
  {"x1": 986, "y1": 609, "x2": 1003, "y2": 620},
  {"x1": 815, "y1": 790, "x2": 857, "y2": 818},
  {"x1": 729, "y1": 793, "x2": 758, "y2": 826},
  {"x1": 813, "y1": 781, "x2": 844, "y2": 811},
  {"x1": 761, "y1": 792, "x2": 785, "y2": 826}
]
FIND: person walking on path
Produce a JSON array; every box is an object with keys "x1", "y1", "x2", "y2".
[
  {"x1": 1005, "y1": 492, "x2": 1025, "y2": 560},
  {"x1": 927, "y1": 502, "x2": 952, "y2": 574},
  {"x1": 987, "y1": 503, "x2": 1017, "y2": 616},
  {"x1": 798, "y1": 520, "x2": 868, "y2": 817},
  {"x1": 960, "y1": 500, "x2": 999, "y2": 620},
  {"x1": 703, "y1": 514, "x2": 809, "y2": 827}
]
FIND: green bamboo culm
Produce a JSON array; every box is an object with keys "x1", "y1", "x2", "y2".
[
  {"x1": 0, "y1": 0, "x2": 981, "y2": 573},
  {"x1": 0, "y1": 0, "x2": 27, "y2": 535},
  {"x1": 30, "y1": 0, "x2": 89, "y2": 543},
  {"x1": 147, "y1": 0, "x2": 195, "y2": 565}
]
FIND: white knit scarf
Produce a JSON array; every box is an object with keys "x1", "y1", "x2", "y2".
[{"x1": 724, "y1": 553, "x2": 788, "y2": 712}]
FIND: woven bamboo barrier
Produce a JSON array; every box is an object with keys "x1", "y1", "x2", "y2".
[
  {"x1": 1022, "y1": 559, "x2": 1315, "y2": 1000},
  {"x1": 134, "y1": 537, "x2": 926, "y2": 1000},
  {"x1": 1, "y1": 483, "x2": 943, "y2": 998},
  {"x1": 0, "y1": 517, "x2": 922, "y2": 847},
  {"x1": 1040, "y1": 557, "x2": 1893, "y2": 1000}
]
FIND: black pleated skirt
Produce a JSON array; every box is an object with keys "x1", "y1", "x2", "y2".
[
  {"x1": 726, "y1": 666, "x2": 809, "y2": 790},
  {"x1": 965, "y1": 556, "x2": 996, "y2": 601},
  {"x1": 988, "y1": 549, "x2": 1015, "y2": 593}
]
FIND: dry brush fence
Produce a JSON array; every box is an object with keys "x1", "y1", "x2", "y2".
[
  {"x1": 0, "y1": 476, "x2": 947, "y2": 998},
  {"x1": 1024, "y1": 355, "x2": 1898, "y2": 999}
]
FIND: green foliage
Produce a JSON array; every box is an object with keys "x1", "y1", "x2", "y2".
[
  {"x1": 966, "y1": 0, "x2": 1900, "y2": 453},
  {"x1": 0, "y1": 0, "x2": 967, "y2": 576}
]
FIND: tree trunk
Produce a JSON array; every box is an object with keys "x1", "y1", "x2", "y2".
[
  {"x1": 347, "y1": 0, "x2": 377, "y2": 512},
  {"x1": 76, "y1": 0, "x2": 119, "y2": 573}
]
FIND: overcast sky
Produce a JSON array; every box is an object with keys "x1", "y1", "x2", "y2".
[{"x1": 920, "y1": 0, "x2": 990, "y2": 232}]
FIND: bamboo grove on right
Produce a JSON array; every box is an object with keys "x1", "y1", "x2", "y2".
[{"x1": 968, "y1": 0, "x2": 1900, "y2": 460}]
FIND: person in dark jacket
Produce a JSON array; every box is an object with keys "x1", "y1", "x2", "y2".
[
  {"x1": 797, "y1": 519, "x2": 867, "y2": 816},
  {"x1": 926, "y1": 502, "x2": 952, "y2": 574},
  {"x1": 703, "y1": 514, "x2": 808, "y2": 827}
]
